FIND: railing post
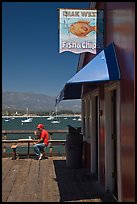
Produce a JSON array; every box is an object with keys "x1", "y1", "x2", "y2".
[
  {"x1": 49, "y1": 133, "x2": 53, "y2": 157},
  {"x1": 4, "y1": 133, "x2": 7, "y2": 140},
  {"x1": 28, "y1": 142, "x2": 30, "y2": 158}
]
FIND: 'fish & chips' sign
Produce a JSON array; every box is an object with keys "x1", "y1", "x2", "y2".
[{"x1": 59, "y1": 9, "x2": 101, "y2": 54}]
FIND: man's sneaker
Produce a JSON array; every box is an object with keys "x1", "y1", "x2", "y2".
[{"x1": 38, "y1": 153, "x2": 43, "y2": 160}]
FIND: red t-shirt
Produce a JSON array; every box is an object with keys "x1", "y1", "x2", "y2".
[{"x1": 40, "y1": 129, "x2": 49, "y2": 146}]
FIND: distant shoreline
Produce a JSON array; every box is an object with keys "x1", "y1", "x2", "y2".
[{"x1": 2, "y1": 114, "x2": 81, "y2": 118}]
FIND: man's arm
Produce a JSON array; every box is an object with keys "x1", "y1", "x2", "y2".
[{"x1": 34, "y1": 137, "x2": 44, "y2": 144}]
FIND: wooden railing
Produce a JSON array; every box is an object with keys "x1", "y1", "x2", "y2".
[
  {"x1": 2, "y1": 130, "x2": 68, "y2": 134},
  {"x1": 2, "y1": 130, "x2": 68, "y2": 158}
]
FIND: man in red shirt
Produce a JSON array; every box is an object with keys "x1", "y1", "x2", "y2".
[{"x1": 33, "y1": 124, "x2": 49, "y2": 160}]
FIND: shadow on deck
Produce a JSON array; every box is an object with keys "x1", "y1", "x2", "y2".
[{"x1": 2, "y1": 157, "x2": 117, "y2": 202}]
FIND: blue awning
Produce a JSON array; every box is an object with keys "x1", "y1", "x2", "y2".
[{"x1": 56, "y1": 42, "x2": 121, "y2": 105}]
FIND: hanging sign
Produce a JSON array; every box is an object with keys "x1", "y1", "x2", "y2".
[{"x1": 59, "y1": 9, "x2": 103, "y2": 54}]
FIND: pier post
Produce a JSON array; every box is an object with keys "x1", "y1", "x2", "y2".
[{"x1": 11, "y1": 145, "x2": 18, "y2": 160}]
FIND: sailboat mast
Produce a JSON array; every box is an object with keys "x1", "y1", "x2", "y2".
[
  {"x1": 55, "y1": 106, "x2": 57, "y2": 118},
  {"x1": 26, "y1": 107, "x2": 28, "y2": 118}
]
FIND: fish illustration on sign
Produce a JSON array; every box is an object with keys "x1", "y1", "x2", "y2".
[{"x1": 69, "y1": 20, "x2": 96, "y2": 37}]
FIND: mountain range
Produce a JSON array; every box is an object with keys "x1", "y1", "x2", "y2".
[{"x1": 2, "y1": 91, "x2": 81, "y2": 113}]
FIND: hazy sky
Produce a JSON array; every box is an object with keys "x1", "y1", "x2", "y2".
[{"x1": 2, "y1": 2, "x2": 90, "y2": 96}]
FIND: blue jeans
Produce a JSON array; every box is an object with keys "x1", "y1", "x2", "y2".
[{"x1": 33, "y1": 143, "x2": 46, "y2": 156}]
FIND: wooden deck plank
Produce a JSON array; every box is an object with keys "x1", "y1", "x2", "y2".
[
  {"x1": 21, "y1": 159, "x2": 40, "y2": 202},
  {"x1": 6, "y1": 159, "x2": 32, "y2": 202},
  {"x1": 2, "y1": 158, "x2": 14, "y2": 181},
  {"x1": 2, "y1": 161, "x2": 20, "y2": 202},
  {"x1": 2, "y1": 157, "x2": 116, "y2": 202},
  {"x1": 2, "y1": 157, "x2": 8, "y2": 167},
  {"x1": 2, "y1": 192, "x2": 10, "y2": 203},
  {"x1": 41, "y1": 158, "x2": 59, "y2": 202},
  {"x1": 37, "y1": 159, "x2": 50, "y2": 202},
  {"x1": 45, "y1": 158, "x2": 60, "y2": 202}
]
